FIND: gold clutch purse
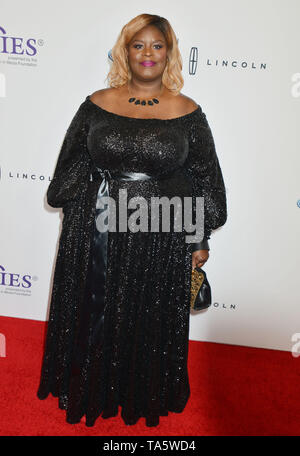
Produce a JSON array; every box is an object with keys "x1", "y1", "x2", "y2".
[{"x1": 190, "y1": 267, "x2": 212, "y2": 311}]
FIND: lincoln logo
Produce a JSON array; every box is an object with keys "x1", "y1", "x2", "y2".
[{"x1": 189, "y1": 47, "x2": 198, "y2": 75}]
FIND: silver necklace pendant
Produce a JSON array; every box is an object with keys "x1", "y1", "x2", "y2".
[{"x1": 128, "y1": 97, "x2": 159, "y2": 106}]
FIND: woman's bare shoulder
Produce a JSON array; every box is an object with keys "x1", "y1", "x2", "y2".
[
  {"x1": 89, "y1": 87, "x2": 126, "y2": 111},
  {"x1": 169, "y1": 92, "x2": 199, "y2": 117},
  {"x1": 177, "y1": 93, "x2": 199, "y2": 110},
  {"x1": 90, "y1": 88, "x2": 118, "y2": 104}
]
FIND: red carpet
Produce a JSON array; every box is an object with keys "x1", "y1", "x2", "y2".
[{"x1": 0, "y1": 315, "x2": 299, "y2": 436}]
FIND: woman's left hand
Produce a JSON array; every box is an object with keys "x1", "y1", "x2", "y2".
[{"x1": 192, "y1": 249, "x2": 209, "y2": 269}]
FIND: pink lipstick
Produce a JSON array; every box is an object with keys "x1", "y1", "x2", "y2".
[{"x1": 141, "y1": 61, "x2": 156, "y2": 67}]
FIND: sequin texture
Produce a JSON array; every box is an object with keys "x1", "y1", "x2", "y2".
[{"x1": 37, "y1": 95, "x2": 227, "y2": 427}]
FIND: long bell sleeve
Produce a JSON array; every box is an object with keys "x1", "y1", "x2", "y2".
[
  {"x1": 184, "y1": 108, "x2": 227, "y2": 251},
  {"x1": 46, "y1": 100, "x2": 92, "y2": 209}
]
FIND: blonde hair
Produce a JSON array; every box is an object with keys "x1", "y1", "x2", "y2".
[{"x1": 106, "y1": 14, "x2": 184, "y2": 96}]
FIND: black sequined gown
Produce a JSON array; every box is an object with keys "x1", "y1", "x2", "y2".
[{"x1": 37, "y1": 95, "x2": 227, "y2": 427}]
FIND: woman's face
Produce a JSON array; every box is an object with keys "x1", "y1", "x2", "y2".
[{"x1": 126, "y1": 25, "x2": 168, "y2": 82}]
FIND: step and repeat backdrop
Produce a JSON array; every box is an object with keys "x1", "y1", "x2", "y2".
[{"x1": 1, "y1": 0, "x2": 300, "y2": 352}]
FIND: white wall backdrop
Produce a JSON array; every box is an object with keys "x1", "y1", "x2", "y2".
[{"x1": 1, "y1": 0, "x2": 300, "y2": 352}]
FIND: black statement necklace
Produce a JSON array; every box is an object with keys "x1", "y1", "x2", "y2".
[{"x1": 127, "y1": 84, "x2": 163, "y2": 106}]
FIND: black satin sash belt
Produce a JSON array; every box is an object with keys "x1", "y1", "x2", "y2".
[
  {"x1": 70, "y1": 166, "x2": 184, "y2": 404},
  {"x1": 80, "y1": 166, "x2": 180, "y2": 355}
]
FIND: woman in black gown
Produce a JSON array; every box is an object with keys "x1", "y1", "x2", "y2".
[{"x1": 37, "y1": 13, "x2": 227, "y2": 427}]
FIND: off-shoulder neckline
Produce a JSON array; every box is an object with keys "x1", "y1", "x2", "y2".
[{"x1": 85, "y1": 95, "x2": 201, "y2": 121}]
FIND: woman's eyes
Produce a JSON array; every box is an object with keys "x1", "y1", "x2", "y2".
[{"x1": 133, "y1": 44, "x2": 163, "y2": 49}]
